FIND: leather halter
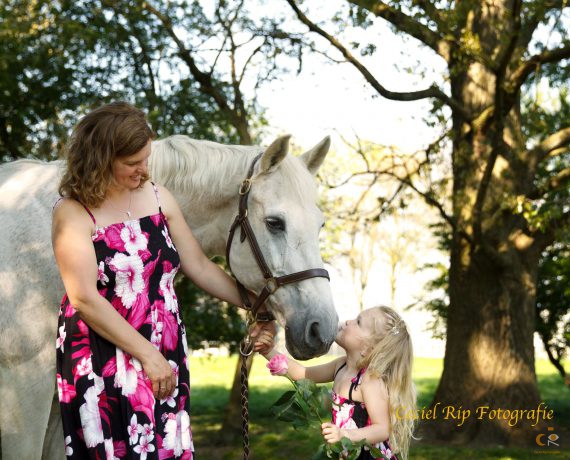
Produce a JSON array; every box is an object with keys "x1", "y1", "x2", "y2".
[{"x1": 225, "y1": 152, "x2": 330, "y2": 322}]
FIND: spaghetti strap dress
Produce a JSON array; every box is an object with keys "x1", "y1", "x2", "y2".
[
  {"x1": 55, "y1": 183, "x2": 193, "y2": 459},
  {"x1": 332, "y1": 363, "x2": 398, "y2": 460}
]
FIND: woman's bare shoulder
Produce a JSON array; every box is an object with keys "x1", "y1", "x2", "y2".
[{"x1": 52, "y1": 198, "x2": 93, "y2": 230}]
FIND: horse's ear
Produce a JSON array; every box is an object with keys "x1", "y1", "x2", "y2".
[
  {"x1": 259, "y1": 135, "x2": 291, "y2": 174},
  {"x1": 300, "y1": 136, "x2": 331, "y2": 175}
]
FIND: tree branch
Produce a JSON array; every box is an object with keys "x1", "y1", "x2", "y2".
[
  {"x1": 379, "y1": 167, "x2": 455, "y2": 231},
  {"x1": 509, "y1": 42, "x2": 570, "y2": 92},
  {"x1": 528, "y1": 167, "x2": 570, "y2": 199},
  {"x1": 285, "y1": 0, "x2": 471, "y2": 121},
  {"x1": 532, "y1": 208, "x2": 570, "y2": 251},
  {"x1": 412, "y1": 0, "x2": 448, "y2": 30},
  {"x1": 529, "y1": 126, "x2": 570, "y2": 163},
  {"x1": 142, "y1": 2, "x2": 252, "y2": 144},
  {"x1": 347, "y1": 0, "x2": 451, "y2": 61}
]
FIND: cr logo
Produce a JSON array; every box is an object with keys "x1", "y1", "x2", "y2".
[{"x1": 536, "y1": 427, "x2": 559, "y2": 447}]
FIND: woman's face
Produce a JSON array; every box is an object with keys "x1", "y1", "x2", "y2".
[{"x1": 111, "y1": 139, "x2": 151, "y2": 190}]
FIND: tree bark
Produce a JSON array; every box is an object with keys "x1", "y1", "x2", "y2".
[
  {"x1": 424, "y1": 6, "x2": 548, "y2": 441},
  {"x1": 220, "y1": 354, "x2": 253, "y2": 443}
]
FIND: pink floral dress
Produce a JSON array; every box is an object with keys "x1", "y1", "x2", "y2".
[
  {"x1": 55, "y1": 183, "x2": 193, "y2": 459},
  {"x1": 332, "y1": 364, "x2": 398, "y2": 460}
]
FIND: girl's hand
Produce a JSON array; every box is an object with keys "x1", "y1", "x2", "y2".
[
  {"x1": 321, "y1": 422, "x2": 345, "y2": 444},
  {"x1": 254, "y1": 329, "x2": 275, "y2": 356},
  {"x1": 140, "y1": 348, "x2": 176, "y2": 400}
]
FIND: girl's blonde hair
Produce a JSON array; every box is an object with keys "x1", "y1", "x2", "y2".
[
  {"x1": 59, "y1": 101, "x2": 154, "y2": 208},
  {"x1": 358, "y1": 306, "x2": 416, "y2": 460}
]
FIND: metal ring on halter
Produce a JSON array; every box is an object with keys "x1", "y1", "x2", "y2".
[
  {"x1": 240, "y1": 336, "x2": 254, "y2": 357},
  {"x1": 265, "y1": 277, "x2": 279, "y2": 294},
  {"x1": 239, "y1": 179, "x2": 252, "y2": 195}
]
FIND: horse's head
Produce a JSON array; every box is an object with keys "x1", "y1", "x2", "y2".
[{"x1": 228, "y1": 136, "x2": 338, "y2": 360}]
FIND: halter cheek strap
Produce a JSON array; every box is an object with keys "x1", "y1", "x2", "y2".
[
  {"x1": 225, "y1": 152, "x2": 330, "y2": 322},
  {"x1": 227, "y1": 151, "x2": 331, "y2": 460}
]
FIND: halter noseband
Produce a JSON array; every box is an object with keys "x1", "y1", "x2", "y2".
[{"x1": 225, "y1": 152, "x2": 330, "y2": 322}]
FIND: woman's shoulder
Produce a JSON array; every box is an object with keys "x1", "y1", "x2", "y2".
[
  {"x1": 150, "y1": 182, "x2": 180, "y2": 216},
  {"x1": 52, "y1": 197, "x2": 93, "y2": 230},
  {"x1": 150, "y1": 181, "x2": 175, "y2": 200},
  {"x1": 53, "y1": 196, "x2": 85, "y2": 215}
]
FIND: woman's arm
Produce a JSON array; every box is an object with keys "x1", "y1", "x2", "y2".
[
  {"x1": 158, "y1": 185, "x2": 251, "y2": 307},
  {"x1": 52, "y1": 200, "x2": 175, "y2": 399},
  {"x1": 322, "y1": 373, "x2": 391, "y2": 444}
]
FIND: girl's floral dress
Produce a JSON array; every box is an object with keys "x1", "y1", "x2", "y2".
[
  {"x1": 55, "y1": 184, "x2": 193, "y2": 459},
  {"x1": 332, "y1": 364, "x2": 398, "y2": 460}
]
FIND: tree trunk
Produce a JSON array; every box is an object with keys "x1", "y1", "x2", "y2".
[
  {"x1": 220, "y1": 354, "x2": 254, "y2": 443},
  {"x1": 424, "y1": 7, "x2": 549, "y2": 442},
  {"x1": 426, "y1": 245, "x2": 544, "y2": 445}
]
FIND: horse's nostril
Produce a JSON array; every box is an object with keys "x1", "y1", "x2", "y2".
[
  {"x1": 310, "y1": 322, "x2": 319, "y2": 338},
  {"x1": 306, "y1": 321, "x2": 324, "y2": 347}
]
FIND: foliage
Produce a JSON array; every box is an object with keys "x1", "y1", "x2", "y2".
[
  {"x1": 177, "y1": 257, "x2": 246, "y2": 353},
  {"x1": 271, "y1": 377, "x2": 388, "y2": 460},
  {"x1": 0, "y1": 1, "x2": 90, "y2": 161},
  {"x1": 2, "y1": 0, "x2": 314, "y2": 162},
  {"x1": 536, "y1": 238, "x2": 570, "y2": 380}
]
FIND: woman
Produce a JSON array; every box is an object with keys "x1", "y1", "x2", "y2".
[{"x1": 52, "y1": 101, "x2": 271, "y2": 459}]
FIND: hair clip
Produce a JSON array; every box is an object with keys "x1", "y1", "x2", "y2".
[{"x1": 391, "y1": 327, "x2": 400, "y2": 335}]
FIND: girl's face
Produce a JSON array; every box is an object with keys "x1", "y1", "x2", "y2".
[
  {"x1": 336, "y1": 308, "x2": 384, "y2": 352},
  {"x1": 111, "y1": 139, "x2": 151, "y2": 190}
]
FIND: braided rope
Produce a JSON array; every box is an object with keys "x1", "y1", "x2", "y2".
[{"x1": 240, "y1": 338, "x2": 254, "y2": 460}]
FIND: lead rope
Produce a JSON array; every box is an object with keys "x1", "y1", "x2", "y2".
[{"x1": 240, "y1": 316, "x2": 255, "y2": 460}]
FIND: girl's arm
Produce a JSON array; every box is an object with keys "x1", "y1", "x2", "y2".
[
  {"x1": 52, "y1": 200, "x2": 176, "y2": 400},
  {"x1": 261, "y1": 339, "x2": 344, "y2": 384},
  {"x1": 322, "y1": 372, "x2": 391, "y2": 444}
]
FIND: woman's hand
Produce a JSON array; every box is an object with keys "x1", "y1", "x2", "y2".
[
  {"x1": 141, "y1": 349, "x2": 176, "y2": 400},
  {"x1": 250, "y1": 319, "x2": 276, "y2": 355},
  {"x1": 254, "y1": 330, "x2": 275, "y2": 355},
  {"x1": 321, "y1": 422, "x2": 345, "y2": 444}
]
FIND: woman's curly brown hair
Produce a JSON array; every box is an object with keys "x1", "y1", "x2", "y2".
[{"x1": 59, "y1": 101, "x2": 155, "y2": 208}]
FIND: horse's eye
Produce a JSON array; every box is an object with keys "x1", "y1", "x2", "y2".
[{"x1": 265, "y1": 216, "x2": 286, "y2": 233}]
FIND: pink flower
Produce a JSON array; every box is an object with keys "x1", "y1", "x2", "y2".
[
  {"x1": 121, "y1": 221, "x2": 149, "y2": 255},
  {"x1": 267, "y1": 353, "x2": 288, "y2": 376}
]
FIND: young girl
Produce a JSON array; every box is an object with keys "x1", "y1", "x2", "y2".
[{"x1": 258, "y1": 306, "x2": 416, "y2": 460}]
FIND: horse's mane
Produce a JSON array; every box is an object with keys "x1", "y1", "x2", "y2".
[
  {"x1": 150, "y1": 135, "x2": 317, "y2": 207},
  {"x1": 150, "y1": 135, "x2": 261, "y2": 201}
]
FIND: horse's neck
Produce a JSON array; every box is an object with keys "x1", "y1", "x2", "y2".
[{"x1": 150, "y1": 139, "x2": 260, "y2": 257}]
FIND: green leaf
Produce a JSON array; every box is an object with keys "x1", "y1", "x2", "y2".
[
  {"x1": 311, "y1": 443, "x2": 328, "y2": 460},
  {"x1": 369, "y1": 446, "x2": 383, "y2": 457},
  {"x1": 329, "y1": 442, "x2": 343, "y2": 454},
  {"x1": 270, "y1": 391, "x2": 298, "y2": 420},
  {"x1": 271, "y1": 390, "x2": 296, "y2": 407}
]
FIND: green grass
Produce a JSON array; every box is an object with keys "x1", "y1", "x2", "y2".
[{"x1": 189, "y1": 356, "x2": 570, "y2": 459}]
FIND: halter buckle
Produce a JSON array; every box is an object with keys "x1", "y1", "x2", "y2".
[
  {"x1": 239, "y1": 179, "x2": 252, "y2": 195},
  {"x1": 265, "y1": 277, "x2": 279, "y2": 294}
]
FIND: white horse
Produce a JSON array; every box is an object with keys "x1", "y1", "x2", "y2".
[{"x1": 0, "y1": 134, "x2": 338, "y2": 459}]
